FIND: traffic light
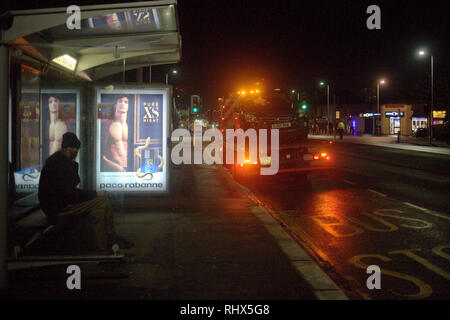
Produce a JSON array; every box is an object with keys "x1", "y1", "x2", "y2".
[
  {"x1": 191, "y1": 95, "x2": 200, "y2": 114},
  {"x1": 301, "y1": 94, "x2": 308, "y2": 110}
]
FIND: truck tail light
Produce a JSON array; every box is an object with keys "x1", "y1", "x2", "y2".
[{"x1": 314, "y1": 152, "x2": 331, "y2": 160}]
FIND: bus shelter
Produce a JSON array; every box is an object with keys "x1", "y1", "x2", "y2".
[{"x1": 0, "y1": 0, "x2": 181, "y2": 288}]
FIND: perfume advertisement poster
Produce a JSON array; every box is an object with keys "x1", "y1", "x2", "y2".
[
  {"x1": 96, "y1": 88, "x2": 168, "y2": 192},
  {"x1": 15, "y1": 89, "x2": 80, "y2": 193}
]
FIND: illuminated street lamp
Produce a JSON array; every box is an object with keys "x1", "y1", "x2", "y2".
[
  {"x1": 166, "y1": 68, "x2": 178, "y2": 84},
  {"x1": 320, "y1": 81, "x2": 330, "y2": 135},
  {"x1": 417, "y1": 49, "x2": 433, "y2": 144},
  {"x1": 374, "y1": 79, "x2": 386, "y2": 136}
]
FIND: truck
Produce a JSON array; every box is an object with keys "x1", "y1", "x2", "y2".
[{"x1": 219, "y1": 88, "x2": 332, "y2": 181}]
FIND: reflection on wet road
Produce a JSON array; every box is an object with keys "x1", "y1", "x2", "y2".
[{"x1": 235, "y1": 141, "x2": 450, "y2": 300}]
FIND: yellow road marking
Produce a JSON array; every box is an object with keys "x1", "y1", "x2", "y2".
[
  {"x1": 389, "y1": 248, "x2": 450, "y2": 280},
  {"x1": 348, "y1": 254, "x2": 433, "y2": 299},
  {"x1": 367, "y1": 189, "x2": 387, "y2": 197},
  {"x1": 403, "y1": 202, "x2": 450, "y2": 221}
]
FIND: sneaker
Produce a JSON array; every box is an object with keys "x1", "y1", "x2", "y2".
[{"x1": 108, "y1": 235, "x2": 134, "y2": 249}]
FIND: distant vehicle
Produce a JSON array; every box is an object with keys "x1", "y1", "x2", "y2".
[
  {"x1": 220, "y1": 89, "x2": 332, "y2": 180},
  {"x1": 413, "y1": 128, "x2": 428, "y2": 137}
]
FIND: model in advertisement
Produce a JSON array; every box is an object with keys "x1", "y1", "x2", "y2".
[
  {"x1": 48, "y1": 95, "x2": 68, "y2": 155},
  {"x1": 102, "y1": 95, "x2": 129, "y2": 172}
]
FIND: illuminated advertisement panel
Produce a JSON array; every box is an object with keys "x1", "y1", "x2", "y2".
[
  {"x1": 14, "y1": 89, "x2": 80, "y2": 193},
  {"x1": 88, "y1": 8, "x2": 160, "y2": 31},
  {"x1": 96, "y1": 87, "x2": 170, "y2": 193}
]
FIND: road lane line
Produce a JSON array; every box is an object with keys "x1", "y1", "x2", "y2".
[
  {"x1": 403, "y1": 202, "x2": 450, "y2": 221},
  {"x1": 341, "y1": 179, "x2": 356, "y2": 185},
  {"x1": 367, "y1": 189, "x2": 387, "y2": 197}
]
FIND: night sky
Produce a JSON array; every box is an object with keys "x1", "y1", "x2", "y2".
[{"x1": 2, "y1": 0, "x2": 449, "y2": 108}]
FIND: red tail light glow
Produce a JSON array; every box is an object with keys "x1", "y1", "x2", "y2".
[{"x1": 313, "y1": 152, "x2": 332, "y2": 160}]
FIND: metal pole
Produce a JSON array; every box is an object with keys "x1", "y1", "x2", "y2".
[
  {"x1": 372, "y1": 94, "x2": 375, "y2": 136},
  {"x1": 149, "y1": 65, "x2": 152, "y2": 83},
  {"x1": 333, "y1": 94, "x2": 336, "y2": 138},
  {"x1": 327, "y1": 84, "x2": 330, "y2": 135},
  {"x1": 377, "y1": 84, "x2": 380, "y2": 135},
  {"x1": 165, "y1": 73, "x2": 168, "y2": 85},
  {"x1": 430, "y1": 55, "x2": 433, "y2": 144},
  {"x1": 0, "y1": 43, "x2": 9, "y2": 289},
  {"x1": 136, "y1": 67, "x2": 143, "y2": 83}
]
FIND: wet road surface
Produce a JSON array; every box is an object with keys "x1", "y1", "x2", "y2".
[{"x1": 234, "y1": 139, "x2": 450, "y2": 299}]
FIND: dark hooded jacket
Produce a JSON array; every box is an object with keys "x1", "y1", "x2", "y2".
[{"x1": 38, "y1": 150, "x2": 97, "y2": 219}]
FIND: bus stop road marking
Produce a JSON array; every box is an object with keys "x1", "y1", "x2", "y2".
[
  {"x1": 403, "y1": 202, "x2": 450, "y2": 221},
  {"x1": 367, "y1": 189, "x2": 388, "y2": 197}
]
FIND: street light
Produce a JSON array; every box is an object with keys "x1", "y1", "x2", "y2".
[
  {"x1": 166, "y1": 69, "x2": 178, "y2": 84},
  {"x1": 375, "y1": 79, "x2": 385, "y2": 136},
  {"x1": 417, "y1": 49, "x2": 433, "y2": 144},
  {"x1": 320, "y1": 81, "x2": 330, "y2": 135}
]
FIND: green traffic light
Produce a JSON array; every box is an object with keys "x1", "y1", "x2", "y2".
[
  {"x1": 193, "y1": 107, "x2": 198, "y2": 113},
  {"x1": 302, "y1": 104, "x2": 307, "y2": 110}
]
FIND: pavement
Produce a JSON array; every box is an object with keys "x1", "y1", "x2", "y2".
[
  {"x1": 309, "y1": 134, "x2": 450, "y2": 155},
  {"x1": 5, "y1": 134, "x2": 445, "y2": 301},
  {"x1": 3, "y1": 163, "x2": 348, "y2": 300}
]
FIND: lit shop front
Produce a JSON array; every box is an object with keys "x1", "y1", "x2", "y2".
[
  {"x1": 412, "y1": 117, "x2": 428, "y2": 132},
  {"x1": 433, "y1": 110, "x2": 447, "y2": 125},
  {"x1": 380, "y1": 104, "x2": 413, "y2": 135}
]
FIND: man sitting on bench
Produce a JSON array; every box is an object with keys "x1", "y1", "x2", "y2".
[{"x1": 38, "y1": 132, "x2": 133, "y2": 253}]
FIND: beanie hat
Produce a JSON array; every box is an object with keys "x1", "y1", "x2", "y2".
[{"x1": 62, "y1": 132, "x2": 81, "y2": 149}]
